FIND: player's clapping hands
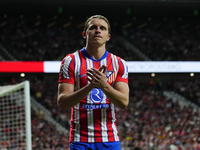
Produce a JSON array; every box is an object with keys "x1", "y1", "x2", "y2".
[{"x1": 86, "y1": 65, "x2": 108, "y2": 88}]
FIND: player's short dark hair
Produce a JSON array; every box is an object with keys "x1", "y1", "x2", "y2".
[{"x1": 84, "y1": 15, "x2": 111, "y2": 34}]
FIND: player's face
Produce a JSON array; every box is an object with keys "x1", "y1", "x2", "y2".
[{"x1": 83, "y1": 18, "x2": 111, "y2": 46}]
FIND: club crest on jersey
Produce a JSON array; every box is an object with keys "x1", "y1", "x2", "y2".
[{"x1": 107, "y1": 71, "x2": 116, "y2": 84}]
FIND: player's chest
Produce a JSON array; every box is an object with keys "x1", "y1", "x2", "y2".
[{"x1": 75, "y1": 60, "x2": 117, "y2": 86}]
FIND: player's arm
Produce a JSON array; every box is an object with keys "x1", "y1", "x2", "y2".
[
  {"x1": 101, "y1": 81, "x2": 129, "y2": 109},
  {"x1": 57, "y1": 82, "x2": 95, "y2": 111},
  {"x1": 57, "y1": 55, "x2": 95, "y2": 111}
]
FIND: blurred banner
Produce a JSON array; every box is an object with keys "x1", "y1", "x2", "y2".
[
  {"x1": 0, "y1": 61, "x2": 44, "y2": 73},
  {"x1": 0, "y1": 61, "x2": 200, "y2": 73}
]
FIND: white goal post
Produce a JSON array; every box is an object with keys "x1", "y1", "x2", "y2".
[{"x1": 0, "y1": 80, "x2": 32, "y2": 150}]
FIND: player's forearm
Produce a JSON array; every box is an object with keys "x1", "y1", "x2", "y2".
[
  {"x1": 57, "y1": 84, "x2": 94, "y2": 110},
  {"x1": 101, "y1": 83, "x2": 129, "y2": 109}
]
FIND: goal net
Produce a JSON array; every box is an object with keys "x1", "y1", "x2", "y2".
[{"x1": 0, "y1": 80, "x2": 32, "y2": 150}]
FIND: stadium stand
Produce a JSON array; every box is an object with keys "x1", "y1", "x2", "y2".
[
  {"x1": 2, "y1": 74, "x2": 200, "y2": 149},
  {"x1": 1, "y1": 15, "x2": 200, "y2": 61},
  {"x1": 121, "y1": 17, "x2": 200, "y2": 61}
]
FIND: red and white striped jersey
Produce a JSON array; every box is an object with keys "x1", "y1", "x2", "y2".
[{"x1": 59, "y1": 47, "x2": 128, "y2": 143}]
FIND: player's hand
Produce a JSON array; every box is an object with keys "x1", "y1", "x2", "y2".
[{"x1": 86, "y1": 65, "x2": 108, "y2": 88}]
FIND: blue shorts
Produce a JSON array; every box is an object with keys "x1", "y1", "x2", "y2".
[{"x1": 69, "y1": 141, "x2": 121, "y2": 150}]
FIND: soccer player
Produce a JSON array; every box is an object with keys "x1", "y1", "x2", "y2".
[{"x1": 57, "y1": 15, "x2": 129, "y2": 150}]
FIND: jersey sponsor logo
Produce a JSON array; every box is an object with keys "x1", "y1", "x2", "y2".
[
  {"x1": 82, "y1": 104, "x2": 109, "y2": 109},
  {"x1": 90, "y1": 88, "x2": 104, "y2": 103},
  {"x1": 79, "y1": 71, "x2": 116, "y2": 103}
]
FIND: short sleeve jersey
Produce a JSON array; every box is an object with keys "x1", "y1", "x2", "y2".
[{"x1": 59, "y1": 47, "x2": 128, "y2": 143}]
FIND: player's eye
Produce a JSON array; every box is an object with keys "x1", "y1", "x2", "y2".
[
  {"x1": 100, "y1": 26, "x2": 106, "y2": 30},
  {"x1": 89, "y1": 25, "x2": 96, "y2": 30}
]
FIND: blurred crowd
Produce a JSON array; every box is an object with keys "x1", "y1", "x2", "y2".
[
  {"x1": 0, "y1": 21, "x2": 141, "y2": 61},
  {"x1": 122, "y1": 18, "x2": 200, "y2": 61},
  {"x1": 2, "y1": 74, "x2": 200, "y2": 150},
  {"x1": 118, "y1": 75, "x2": 200, "y2": 150},
  {"x1": 1, "y1": 16, "x2": 200, "y2": 62}
]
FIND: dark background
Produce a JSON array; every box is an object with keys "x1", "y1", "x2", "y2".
[{"x1": 1, "y1": 0, "x2": 200, "y2": 18}]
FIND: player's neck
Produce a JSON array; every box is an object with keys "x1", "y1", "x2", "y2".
[{"x1": 85, "y1": 45, "x2": 106, "y2": 60}]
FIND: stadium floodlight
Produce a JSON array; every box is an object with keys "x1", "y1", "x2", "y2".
[{"x1": 0, "y1": 81, "x2": 32, "y2": 150}]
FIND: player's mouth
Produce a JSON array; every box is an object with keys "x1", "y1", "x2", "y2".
[{"x1": 93, "y1": 35, "x2": 102, "y2": 39}]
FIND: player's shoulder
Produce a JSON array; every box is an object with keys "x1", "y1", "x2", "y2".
[
  {"x1": 62, "y1": 50, "x2": 81, "y2": 61},
  {"x1": 108, "y1": 51, "x2": 125, "y2": 62}
]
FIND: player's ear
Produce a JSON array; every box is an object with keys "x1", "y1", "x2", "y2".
[
  {"x1": 106, "y1": 34, "x2": 111, "y2": 41},
  {"x1": 82, "y1": 31, "x2": 86, "y2": 39}
]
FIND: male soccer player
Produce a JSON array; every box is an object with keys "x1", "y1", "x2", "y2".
[{"x1": 57, "y1": 15, "x2": 129, "y2": 150}]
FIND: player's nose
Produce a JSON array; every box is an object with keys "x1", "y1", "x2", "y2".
[{"x1": 95, "y1": 27, "x2": 101, "y2": 33}]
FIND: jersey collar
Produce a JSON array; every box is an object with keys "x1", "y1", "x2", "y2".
[{"x1": 81, "y1": 47, "x2": 108, "y2": 62}]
